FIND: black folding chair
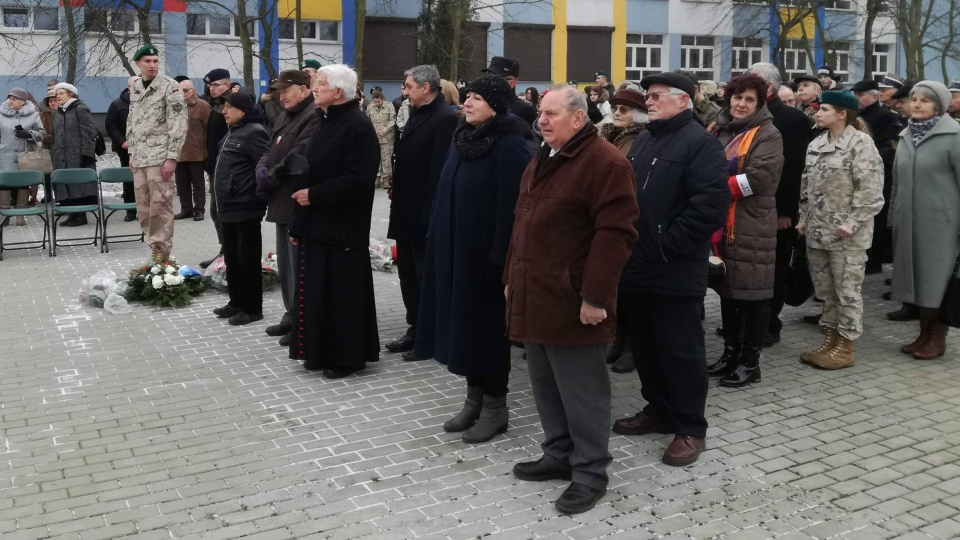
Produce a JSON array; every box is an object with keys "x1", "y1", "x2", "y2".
[
  {"x1": 50, "y1": 168, "x2": 101, "y2": 256},
  {"x1": 0, "y1": 170, "x2": 48, "y2": 261},
  {"x1": 98, "y1": 167, "x2": 143, "y2": 253}
]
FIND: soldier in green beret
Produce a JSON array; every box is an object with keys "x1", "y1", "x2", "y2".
[{"x1": 126, "y1": 44, "x2": 188, "y2": 263}]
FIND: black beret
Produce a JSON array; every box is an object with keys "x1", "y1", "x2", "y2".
[{"x1": 203, "y1": 68, "x2": 231, "y2": 84}]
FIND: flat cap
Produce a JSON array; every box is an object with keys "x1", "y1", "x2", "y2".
[
  {"x1": 270, "y1": 70, "x2": 313, "y2": 90},
  {"x1": 133, "y1": 44, "x2": 159, "y2": 61},
  {"x1": 850, "y1": 79, "x2": 879, "y2": 92},
  {"x1": 793, "y1": 74, "x2": 821, "y2": 87},
  {"x1": 892, "y1": 80, "x2": 915, "y2": 100},
  {"x1": 818, "y1": 90, "x2": 858, "y2": 111},
  {"x1": 609, "y1": 88, "x2": 647, "y2": 112},
  {"x1": 640, "y1": 72, "x2": 696, "y2": 101}
]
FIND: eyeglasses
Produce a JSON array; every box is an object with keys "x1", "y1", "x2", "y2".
[
  {"x1": 613, "y1": 105, "x2": 634, "y2": 113},
  {"x1": 645, "y1": 91, "x2": 684, "y2": 101}
]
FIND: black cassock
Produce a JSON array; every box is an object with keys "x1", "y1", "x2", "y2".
[{"x1": 285, "y1": 99, "x2": 381, "y2": 370}]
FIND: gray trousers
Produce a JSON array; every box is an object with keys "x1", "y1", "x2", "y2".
[
  {"x1": 525, "y1": 343, "x2": 612, "y2": 490},
  {"x1": 275, "y1": 223, "x2": 300, "y2": 328}
]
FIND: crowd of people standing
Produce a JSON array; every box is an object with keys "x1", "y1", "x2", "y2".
[{"x1": 4, "y1": 45, "x2": 960, "y2": 517}]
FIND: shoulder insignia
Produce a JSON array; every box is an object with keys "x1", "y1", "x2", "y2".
[
  {"x1": 172, "y1": 103, "x2": 183, "y2": 113},
  {"x1": 171, "y1": 87, "x2": 180, "y2": 93}
]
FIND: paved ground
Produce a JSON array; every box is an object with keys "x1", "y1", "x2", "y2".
[{"x1": 1, "y1": 181, "x2": 960, "y2": 540}]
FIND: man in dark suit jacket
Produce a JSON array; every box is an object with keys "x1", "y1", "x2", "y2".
[
  {"x1": 748, "y1": 63, "x2": 813, "y2": 345},
  {"x1": 385, "y1": 65, "x2": 458, "y2": 359}
]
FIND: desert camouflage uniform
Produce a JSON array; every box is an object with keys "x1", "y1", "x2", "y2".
[
  {"x1": 798, "y1": 125, "x2": 884, "y2": 340},
  {"x1": 366, "y1": 101, "x2": 396, "y2": 180},
  {"x1": 127, "y1": 74, "x2": 187, "y2": 259}
]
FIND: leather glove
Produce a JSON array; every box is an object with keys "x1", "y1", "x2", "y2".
[{"x1": 14, "y1": 129, "x2": 32, "y2": 140}]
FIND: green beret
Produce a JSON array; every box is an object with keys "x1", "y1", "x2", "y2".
[
  {"x1": 133, "y1": 44, "x2": 159, "y2": 61},
  {"x1": 817, "y1": 90, "x2": 858, "y2": 111},
  {"x1": 301, "y1": 59, "x2": 321, "y2": 70}
]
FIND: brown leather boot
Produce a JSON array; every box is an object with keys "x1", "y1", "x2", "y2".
[
  {"x1": 901, "y1": 312, "x2": 933, "y2": 354},
  {"x1": 800, "y1": 328, "x2": 838, "y2": 364},
  {"x1": 914, "y1": 314, "x2": 947, "y2": 360},
  {"x1": 382, "y1": 175, "x2": 392, "y2": 189},
  {"x1": 811, "y1": 336, "x2": 855, "y2": 370}
]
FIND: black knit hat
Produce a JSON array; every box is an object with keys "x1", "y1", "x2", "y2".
[
  {"x1": 224, "y1": 91, "x2": 257, "y2": 115},
  {"x1": 466, "y1": 74, "x2": 513, "y2": 115}
]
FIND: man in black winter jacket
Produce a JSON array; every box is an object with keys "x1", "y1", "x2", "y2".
[
  {"x1": 199, "y1": 67, "x2": 232, "y2": 267},
  {"x1": 104, "y1": 77, "x2": 138, "y2": 221},
  {"x1": 748, "y1": 63, "x2": 814, "y2": 344},
  {"x1": 852, "y1": 78, "x2": 901, "y2": 276},
  {"x1": 211, "y1": 92, "x2": 269, "y2": 327},
  {"x1": 613, "y1": 73, "x2": 729, "y2": 468}
]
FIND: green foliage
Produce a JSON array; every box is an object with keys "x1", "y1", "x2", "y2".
[{"x1": 125, "y1": 262, "x2": 210, "y2": 308}]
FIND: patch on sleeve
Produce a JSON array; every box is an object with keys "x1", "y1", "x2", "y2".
[{"x1": 172, "y1": 103, "x2": 183, "y2": 113}]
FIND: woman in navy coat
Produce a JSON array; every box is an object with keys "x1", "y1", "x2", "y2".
[{"x1": 415, "y1": 75, "x2": 532, "y2": 443}]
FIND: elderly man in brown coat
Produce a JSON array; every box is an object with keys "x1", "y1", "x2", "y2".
[{"x1": 505, "y1": 85, "x2": 639, "y2": 515}]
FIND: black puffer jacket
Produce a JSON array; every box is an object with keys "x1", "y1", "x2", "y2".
[
  {"x1": 104, "y1": 89, "x2": 129, "y2": 154},
  {"x1": 621, "y1": 109, "x2": 730, "y2": 297},
  {"x1": 214, "y1": 113, "x2": 270, "y2": 222}
]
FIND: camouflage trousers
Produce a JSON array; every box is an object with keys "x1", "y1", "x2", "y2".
[
  {"x1": 134, "y1": 165, "x2": 175, "y2": 257},
  {"x1": 807, "y1": 248, "x2": 868, "y2": 340},
  {"x1": 378, "y1": 141, "x2": 393, "y2": 178}
]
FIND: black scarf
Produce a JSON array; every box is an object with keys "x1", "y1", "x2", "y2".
[{"x1": 454, "y1": 114, "x2": 523, "y2": 161}]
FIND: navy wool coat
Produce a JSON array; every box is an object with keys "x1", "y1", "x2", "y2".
[{"x1": 415, "y1": 116, "x2": 532, "y2": 375}]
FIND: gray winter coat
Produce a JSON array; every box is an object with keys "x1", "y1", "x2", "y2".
[
  {"x1": 51, "y1": 100, "x2": 98, "y2": 201},
  {"x1": 0, "y1": 100, "x2": 44, "y2": 171},
  {"x1": 891, "y1": 115, "x2": 960, "y2": 308}
]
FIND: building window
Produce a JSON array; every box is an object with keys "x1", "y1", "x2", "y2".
[
  {"x1": 186, "y1": 13, "x2": 252, "y2": 37},
  {"x1": 823, "y1": 41, "x2": 851, "y2": 82},
  {"x1": 278, "y1": 19, "x2": 339, "y2": 42},
  {"x1": 625, "y1": 34, "x2": 663, "y2": 80},
  {"x1": 781, "y1": 38, "x2": 811, "y2": 81},
  {"x1": 731, "y1": 37, "x2": 763, "y2": 75},
  {"x1": 2, "y1": 6, "x2": 29, "y2": 28},
  {"x1": 84, "y1": 10, "x2": 161, "y2": 34},
  {"x1": 680, "y1": 35, "x2": 715, "y2": 81},
  {"x1": 871, "y1": 43, "x2": 891, "y2": 81},
  {"x1": 33, "y1": 7, "x2": 58, "y2": 30},
  {"x1": 824, "y1": 0, "x2": 852, "y2": 9}
]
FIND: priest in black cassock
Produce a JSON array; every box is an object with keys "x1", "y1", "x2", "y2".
[{"x1": 287, "y1": 63, "x2": 381, "y2": 379}]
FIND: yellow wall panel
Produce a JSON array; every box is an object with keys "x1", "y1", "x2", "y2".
[
  {"x1": 552, "y1": 0, "x2": 567, "y2": 83},
  {"x1": 278, "y1": 0, "x2": 342, "y2": 21}
]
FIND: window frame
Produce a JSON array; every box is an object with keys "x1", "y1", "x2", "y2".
[
  {"x1": 823, "y1": 41, "x2": 851, "y2": 83},
  {"x1": 625, "y1": 33, "x2": 664, "y2": 80},
  {"x1": 83, "y1": 8, "x2": 162, "y2": 35},
  {"x1": 1, "y1": 5, "x2": 30, "y2": 29},
  {"x1": 278, "y1": 19, "x2": 340, "y2": 43},
  {"x1": 871, "y1": 43, "x2": 892, "y2": 82},
  {"x1": 730, "y1": 37, "x2": 764, "y2": 76},
  {"x1": 679, "y1": 35, "x2": 716, "y2": 82},
  {"x1": 186, "y1": 13, "x2": 255, "y2": 38},
  {"x1": 781, "y1": 38, "x2": 812, "y2": 82}
]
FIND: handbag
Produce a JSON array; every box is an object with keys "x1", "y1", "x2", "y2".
[
  {"x1": 940, "y1": 257, "x2": 960, "y2": 328},
  {"x1": 707, "y1": 255, "x2": 726, "y2": 291},
  {"x1": 785, "y1": 236, "x2": 814, "y2": 307},
  {"x1": 18, "y1": 139, "x2": 53, "y2": 174}
]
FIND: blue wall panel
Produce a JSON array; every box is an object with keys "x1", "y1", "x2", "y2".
[{"x1": 626, "y1": 0, "x2": 668, "y2": 34}]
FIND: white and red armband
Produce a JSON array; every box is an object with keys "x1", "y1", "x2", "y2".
[{"x1": 727, "y1": 174, "x2": 753, "y2": 200}]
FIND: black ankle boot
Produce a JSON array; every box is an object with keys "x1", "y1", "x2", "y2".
[
  {"x1": 719, "y1": 343, "x2": 761, "y2": 387},
  {"x1": 707, "y1": 344, "x2": 740, "y2": 377}
]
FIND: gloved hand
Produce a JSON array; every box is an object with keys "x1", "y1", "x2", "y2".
[{"x1": 14, "y1": 128, "x2": 32, "y2": 140}]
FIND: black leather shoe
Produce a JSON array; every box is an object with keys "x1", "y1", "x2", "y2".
[
  {"x1": 707, "y1": 346, "x2": 739, "y2": 377},
  {"x1": 228, "y1": 312, "x2": 263, "y2": 326},
  {"x1": 173, "y1": 211, "x2": 193, "y2": 220},
  {"x1": 193, "y1": 210, "x2": 204, "y2": 221},
  {"x1": 322, "y1": 368, "x2": 361, "y2": 379},
  {"x1": 266, "y1": 323, "x2": 291, "y2": 337},
  {"x1": 555, "y1": 482, "x2": 606, "y2": 514},
  {"x1": 882, "y1": 291, "x2": 892, "y2": 301},
  {"x1": 279, "y1": 333, "x2": 292, "y2": 347},
  {"x1": 513, "y1": 458, "x2": 572, "y2": 482},
  {"x1": 123, "y1": 211, "x2": 137, "y2": 222},
  {"x1": 385, "y1": 334, "x2": 415, "y2": 352},
  {"x1": 887, "y1": 304, "x2": 920, "y2": 321},
  {"x1": 719, "y1": 345, "x2": 761, "y2": 387},
  {"x1": 213, "y1": 305, "x2": 241, "y2": 319},
  {"x1": 401, "y1": 351, "x2": 430, "y2": 362}
]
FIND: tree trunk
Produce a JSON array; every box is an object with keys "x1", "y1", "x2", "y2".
[
  {"x1": 448, "y1": 0, "x2": 464, "y2": 82},
  {"x1": 259, "y1": 0, "x2": 278, "y2": 81},
  {"x1": 940, "y1": 0, "x2": 956, "y2": 83},
  {"x1": 236, "y1": 0, "x2": 256, "y2": 90},
  {"x1": 63, "y1": 2, "x2": 78, "y2": 83},
  {"x1": 295, "y1": 0, "x2": 304, "y2": 66},
  {"x1": 355, "y1": 0, "x2": 366, "y2": 84},
  {"x1": 863, "y1": 0, "x2": 880, "y2": 79}
]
